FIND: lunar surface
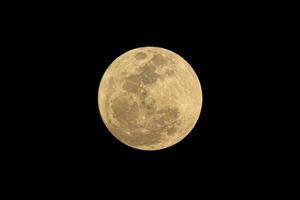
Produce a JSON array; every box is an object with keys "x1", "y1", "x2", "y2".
[{"x1": 98, "y1": 47, "x2": 202, "y2": 150}]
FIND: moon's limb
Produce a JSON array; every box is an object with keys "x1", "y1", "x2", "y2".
[{"x1": 98, "y1": 47, "x2": 202, "y2": 150}]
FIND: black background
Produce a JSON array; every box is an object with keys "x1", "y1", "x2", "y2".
[
  {"x1": 11, "y1": 2, "x2": 278, "y2": 194},
  {"x1": 48, "y1": 18, "x2": 249, "y2": 178}
]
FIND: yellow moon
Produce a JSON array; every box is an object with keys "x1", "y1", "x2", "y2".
[{"x1": 98, "y1": 47, "x2": 202, "y2": 150}]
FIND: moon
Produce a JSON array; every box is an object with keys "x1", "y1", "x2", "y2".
[{"x1": 98, "y1": 47, "x2": 202, "y2": 150}]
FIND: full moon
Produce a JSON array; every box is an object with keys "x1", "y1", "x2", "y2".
[{"x1": 98, "y1": 47, "x2": 202, "y2": 150}]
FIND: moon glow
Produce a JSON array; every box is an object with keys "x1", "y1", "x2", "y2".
[{"x1": 98, "y1": 47, "x2": 202, "y2": 150}]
